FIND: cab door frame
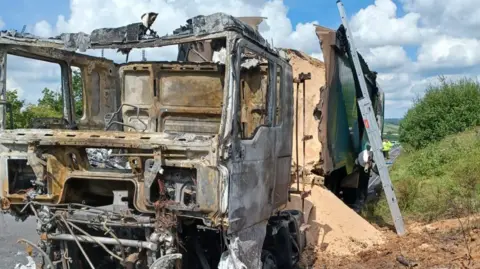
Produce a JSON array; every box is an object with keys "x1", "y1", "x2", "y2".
[{"x1": 227, "y1": 38, "x2": 289, "y2": 233}]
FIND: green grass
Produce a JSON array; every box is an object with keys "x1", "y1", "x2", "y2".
[
  {"x1": 383, "y1": 122, "x2": 400, "y2": 141},
  {"x1": 384, "y1": 123, "x2": 399, "y2": 133},
  {"x1": 365, "y1": 129, "x2": 480, "y2": 224}
]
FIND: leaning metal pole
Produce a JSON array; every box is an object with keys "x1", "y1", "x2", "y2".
[
  {"x1": 336, "y1": 0, "x2": 406, "y2": 235},
  {"x1": 295, "y1": 80, "x2": 300, "y2": 192}
]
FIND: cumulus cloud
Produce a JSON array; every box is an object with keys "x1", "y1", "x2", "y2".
[
  {"x1": 346, "y1": 0, "x2": 480, "y2": 117},
  {"x1": 33, "y1": 20, "x2": 54, "y2": 37},
  {"x1": 6, "y1": 55, "x2": 62, "y2": 103},
  {"x1": 350, "y1": 0, "x2": 437, "y2": 47},
  {"x1": 416, "y1": 35, "x2": 480, "y2": 70},
  {"x1": 363, "y1": 46, "x2": 410, "y2": 70},
  {"x1": 402, "y1": 0, "x2": 480, "y2": 38}
]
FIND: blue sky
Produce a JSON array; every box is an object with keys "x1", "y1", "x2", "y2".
[{"x1": 1, "y1": 0, "x2": 479, "y2": 118}]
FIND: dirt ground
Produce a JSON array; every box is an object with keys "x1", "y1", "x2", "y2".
[{"x1": 300, "y1": 215, "x2": 480, "y2": 269}]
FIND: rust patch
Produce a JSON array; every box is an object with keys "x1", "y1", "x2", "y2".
[{"x1": 1, "y1": 197, "x2": 10, "y2": 210}]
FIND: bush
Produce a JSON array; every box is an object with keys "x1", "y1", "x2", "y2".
[
  {"x1": 368, "y1": 130, "x2": 480, "y2": 223},
  {"x1": 399, "y1": 77, "x2": 480, "y2": 150}
]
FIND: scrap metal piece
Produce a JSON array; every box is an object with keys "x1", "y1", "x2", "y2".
[
  {"x1": 112, "y1": 190, "x2": 129, "y2": 213},
  {"x1": 144, "y1": 156, "x2": 164, "y2": 205},
  {"x1": 26, "y1": 142, "x2": 47, "y2": 188},
  {"x1": 48, "y1": 234, "x2": 158, "y2": 251}
]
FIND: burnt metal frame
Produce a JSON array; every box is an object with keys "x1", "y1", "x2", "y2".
[{"x1": 232, "y1": 38, "x2": 282, "y2": 142}]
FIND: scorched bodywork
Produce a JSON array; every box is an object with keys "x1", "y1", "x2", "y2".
[{"x1": 0, "y1": 13, "x2": 305, "y2": 269}]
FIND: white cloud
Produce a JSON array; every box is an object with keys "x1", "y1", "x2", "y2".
[
  {"x1": 0, "y1": 17, "x2": 4, "y2": 29},
  {"x1": 33, "y1": 20, "x2": 53, "y2": 37},
  {"x1": 350, "y1": 0, "x2": 437, "y2": 47},
  {"x1": 6, "y1": 78, "x2": 24, "y2": 97},
  {"x1": 402, "y1": 0, "x2": 480, "y2": 38},
  {"x1": 259, "y1": 1, "x2": 320, "y2": 54},
  {"x1": 345, "y1": 0, "x2": 480, "y2": 117},
  {"x1": 363, "y1": 46, "x2": 409, "y2": 70},
  {"x1": 6, "y1": 55, "x2": 62, "y2": 103},
  {"x1": 416, "y1": 36, "x2": 480, "y2": 70}
]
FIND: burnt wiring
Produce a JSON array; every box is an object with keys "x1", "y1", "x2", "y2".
[
  {"x1": 102, "y1": 220, "x2": 126, "y2": 261},
  {"x1": 18, "y1": 202, "x2": 160, "y2": 268},
  {"x1": 65, "y1": 219, "x2": 124, "y2": 262},
  {"x1": 59, "y1": 215, "x2": 95, "y2": 269},
  {"x1": 17, "y1": 238, "x2": 55, "y2": 269}
]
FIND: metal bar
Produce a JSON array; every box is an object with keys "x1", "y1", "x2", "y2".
[
  {"x1": 295, "y1": 81, "x2": 300, "y2": 191},
  {"x1": 302, "y1": 78, "x2": 306, "y2": 211},
  {"x1": 336, "y1": 0, "x2": 406, "y2": 236},
  {"x1": 109, "y1": 153, "x2": 155, "y2": 157},
  {"x1": 48, "y1": 234, "x2": 158, "y2": 251},
  {"x1": 67, "y1": 219, "x2": 155, "y2": 228}
]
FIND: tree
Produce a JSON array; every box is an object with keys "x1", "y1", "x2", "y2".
[
  {"x1": 38, "y1": 87, "x2": 62, "y2": 112},
  {"x1": 5, "y1": 69, "x2": 84, "y2": 128},
  {"x1": 399, "y1": 77, "x2": 480, "y2": 149},
  {"x1": 72, "y1": 69, "x2": 83, "y2": 118},
  {"x1": 6, "y1": 89, "x2": 27, "y2": 129}
]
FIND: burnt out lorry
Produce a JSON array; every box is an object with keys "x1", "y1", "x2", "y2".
[{"x1": 0, "y1": 13, "x2": 306, "y2": 269}]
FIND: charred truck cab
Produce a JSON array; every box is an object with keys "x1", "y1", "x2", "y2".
[{"x1": 0, "y1": 13, "x2": 305, "y2": 269}]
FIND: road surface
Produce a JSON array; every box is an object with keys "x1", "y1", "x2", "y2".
[
  {"x1": 367, "y1": 146, "x2": 401, "y2": 201},
  {"x1": 0, "y1": 214, "x2": 38, "y2": 268}
]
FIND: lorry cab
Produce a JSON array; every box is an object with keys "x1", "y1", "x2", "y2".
[{"x1": 0, "y1": 13, "x2": 304, "y2": 269}]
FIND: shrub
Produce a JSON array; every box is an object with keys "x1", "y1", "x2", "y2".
[
  {"x1": 367, "y1": 130, "x2": 480, "y2": 223},
  {"x1": 399, "y1": 77, "x2": 480, "y2": 150}
]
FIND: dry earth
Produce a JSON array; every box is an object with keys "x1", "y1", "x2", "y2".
[{"x1": 298, "y1": 205, "x2": 480, "y2": 269}]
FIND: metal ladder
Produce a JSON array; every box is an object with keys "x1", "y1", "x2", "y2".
[{"x1": 336, "y1": 0, "x2": 406, "y2": 236}]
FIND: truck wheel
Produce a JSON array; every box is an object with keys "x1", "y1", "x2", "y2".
[{"x1": 261, "y1": 250, "x2": 278, "y2": 269}]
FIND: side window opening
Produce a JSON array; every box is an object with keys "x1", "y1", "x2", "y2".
[
  {"x1": 239, "y1": 47, "x2": 274, "y2": 139},
  {"x1": 71, "y1": 67, "x2": 84, "y2": 121},
  {"x1": 275, "y1": 64, "x2": 283, "y2": 126},
  {"x1": 6, "y1": 54, "x2": 63, "y2": 129}
]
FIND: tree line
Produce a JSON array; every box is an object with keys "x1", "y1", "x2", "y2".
[{"x1": 6, "y1": 70, "x2": 83, "y2": 128}]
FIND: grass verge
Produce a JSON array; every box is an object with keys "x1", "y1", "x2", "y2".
[{"x1": 364, "y1": 129, "x2": 480, "y2": 224}]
